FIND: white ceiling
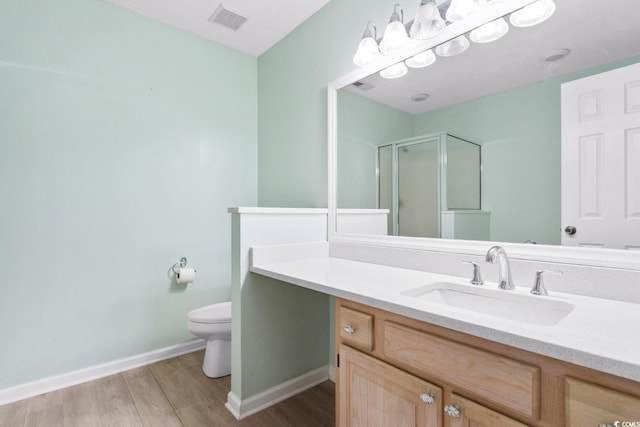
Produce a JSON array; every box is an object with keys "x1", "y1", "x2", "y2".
[
  {"x1": 101, "y1": 0, "x2": 640, "y2": 110},
  {"x1": 102, "y1": 0, "x2": 332, "y2": 56},
  {"x1": 345, "y1": 0, "x2": 640, "y2": 114}
]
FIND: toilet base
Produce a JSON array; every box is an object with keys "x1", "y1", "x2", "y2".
[{"x1": 202, "y1": 339, "x2": 231, "y2": 378}]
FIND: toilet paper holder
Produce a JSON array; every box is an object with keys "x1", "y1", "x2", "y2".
[{"x1": 172, "y1": 257, "x2": 196, "y2": 274}]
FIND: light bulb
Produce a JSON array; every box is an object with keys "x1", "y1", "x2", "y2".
[
  {"x1": 379, "y1": 5, "x2": 409, "y2": 53},
  {"x1": 380, "y1": 62, "x2": 408, "y2": 79},
  {"x1": 353, "y1": 37, "x2": 381, "y2": 66},
  {"x1": 353, "y1": 23, "x2": 381, "y2": 67},
  {"x1": 409, "y1": 1, "x2": 446, "y2": 40},
  {"x1": 509, "y1": 0, "x2": 556, "y2": 27},
  {"x1": 405, "y1": 49, "x2": 437, "y2": 68},
  {"x1": 435, "y1": 35, "x2": 470, "y2": 57},
  {"x1": 380, "y1": 22, "x2": 409, "y2": 53},
  {"x1": 446, "y1": 0, "x2": 486, "y2": 22},
  {"x1": 469, "y1": 17, "x2": 509, "y2": 43}
]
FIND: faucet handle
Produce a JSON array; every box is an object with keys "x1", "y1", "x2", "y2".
[
  {"x1": 530, "y1": 270, "x2": 563, "y2": 296},
  {"x1": 462, "y1": 261, "x2": 484, "y2": 286}
]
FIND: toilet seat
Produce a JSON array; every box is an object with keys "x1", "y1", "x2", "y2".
[{"x1": 188, "y1": 302, "x2": 231, "y2": 324}]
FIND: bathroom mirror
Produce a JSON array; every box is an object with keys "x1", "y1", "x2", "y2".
[{"x1": 328, "y1": 0, "x2": 640, "y2": 268}]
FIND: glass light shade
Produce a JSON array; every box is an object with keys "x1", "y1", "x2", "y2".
[
  {"x1": 409, "y1": 2, "x2": 446, "y2": 40},
  {"x1": 446, "y1": 0, "x2": 486, "y2": 22},
  {"x1": 509, "y1": 0, "x2": 556, "y2": 27},
  {"x1": 469, "y1": 17, "x2": 509, "y2": 43},
  {"x1": 379, "y1": 62, "x2": 409, "y2": 79},
  {"x1": 405, "y1": 49, "x2": 437, "y2": 68},
  {"x1": 435, "y1": 35, "x2": 470, "y2": 57},
  {"x1": 379, "y1": 21, "x2": 410, "y2": 53},
  {"x1": 353, "y1": 36, "x2": 381, "y2": 66}
]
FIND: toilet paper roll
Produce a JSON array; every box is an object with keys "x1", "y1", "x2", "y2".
[{"x1": 176, "y1": 267, "x2": 196, "y2": 284}]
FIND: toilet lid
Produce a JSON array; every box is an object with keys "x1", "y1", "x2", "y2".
[{"x1": 188, "y1": 302, "x2": 231, "y2": 324}]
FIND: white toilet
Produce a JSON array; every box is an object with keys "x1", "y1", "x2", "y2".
[{"x1": 187, "y1": 301, "x2": 232, "y2": 378}]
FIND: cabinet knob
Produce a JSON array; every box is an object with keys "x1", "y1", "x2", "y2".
[
  {"x1": 419, "y1": 393, "x2": 435, "y2": 404},
  {"x1": 343, "y1": 325, "x2": 355, "y2": 334},
  {"x1": 444, "y1": 404, "x2": 461, "y2": 418}
]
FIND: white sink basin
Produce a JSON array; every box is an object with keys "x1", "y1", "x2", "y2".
[{"x1": 402, "y1": 282, "x2": 575, "y2": 326}]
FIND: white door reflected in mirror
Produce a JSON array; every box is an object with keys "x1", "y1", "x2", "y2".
[{"x1": 561, "y1": 62, "x2": 640, "y2": 250}]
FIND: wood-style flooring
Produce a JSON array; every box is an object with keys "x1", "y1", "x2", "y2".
[{"x1": 0, "y1": 350, "x2": 335, "y2": 427}]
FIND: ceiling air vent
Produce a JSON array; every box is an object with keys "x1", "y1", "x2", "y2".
[
  {"x1": 352, "y1": 81, "x2": 374, "y2": 91},
  {"x1": 208, "y1": 4, "x2": 247, "y2": 31}
]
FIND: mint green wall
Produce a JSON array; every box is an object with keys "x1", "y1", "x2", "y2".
[
  {"x1": 337, "y1": 90, "x2": 414, "y2": 208},
  {"x1": 256, "y1": 0, "x2": 406, "y2": 388},
  {"x1": 0, "y1": 0, "x2": 257, "y2": 389},
  {"x1": 229, "y1": 212, "x2": 330, "y2": 402},
  {"x1": 414, "y1": 82, "x2": 561, "y2": 244},
  {"x1": 257, "y1": 0, "x2": 408, "y2": 207}
]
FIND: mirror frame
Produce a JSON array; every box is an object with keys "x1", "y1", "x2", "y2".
[{"x1": 327, "y1": 0, "x2": 640, "y2": 270}]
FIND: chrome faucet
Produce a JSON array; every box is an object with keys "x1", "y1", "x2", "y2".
[
  {"x1": 485, "y1": 246, "x2": 514, "y2": 290},
  {"x1": 462, "y1": 261, "x2": 484, "y2": 285},
  {"x1": 530, "y1": 270, "x2": 563, "y2": 296}
]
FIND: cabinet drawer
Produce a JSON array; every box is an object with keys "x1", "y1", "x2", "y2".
[
  {"x1": 447, "y1": 393, "x2": 529, "y2": 427},
  {"x1": 338, "y1": 306, "x2": 374, "y2": 351},
  {"x1": 565, "y1": 377, "x2": 640, "y2": 426},
  {"x1": 384, "y1": 321, "x2": 540, "y2": 419}
]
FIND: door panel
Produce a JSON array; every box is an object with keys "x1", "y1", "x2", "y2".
[
  {"x1": 561, "y1": 62, "x2": 640, "y2": 248},
  {"x1": 398, "y1": 141, "x2": 440, "y2": 238},
  {"x1": 338, "y1": 344, "x2": 442, "y2": 427}
]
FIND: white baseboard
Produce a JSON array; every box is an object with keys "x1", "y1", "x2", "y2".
[
  {"x1": 329, "y1": 365, "x2": 336, "y2": 383},
  {"x1": 225, "y1": 365, "x2": 330, "y2": 420},
  {"x1": 0, "y1": 339, "x2": 205, "y2": 406}
]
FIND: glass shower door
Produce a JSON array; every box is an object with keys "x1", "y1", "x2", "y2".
[{"x1": 397, "y1": 141, "x2": 440, "y2": 238}]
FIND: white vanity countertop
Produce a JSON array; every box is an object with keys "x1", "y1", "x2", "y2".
[{"x1": 250, "y1": 245, "x2": 640, "y2": 382}]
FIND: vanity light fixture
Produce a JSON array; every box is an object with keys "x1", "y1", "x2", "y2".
[
  {"x1": 353, "y1": 0, "x2": 557, "y2": 79},
  {"x1": 405, "y1": 48, "x2": 437, "y2": 68},
  {"x1": 409, "y1": 0, "x2": 446, "y2": 40},
  {"x1": 469, "y1": 17, "x2": 509, "y2": 43},
  {"x1": 509, "y1": 0, "x2": 556, "y2": 27},
  {"x1": 435, "y1": 35, "x2": 470, "y2": 57},
  {"x1": 352, "y1": 21, "x2": 381, "y2": 67},
  {"x1": 379, "y1": 4, "x2": 410, "y2": 54},
  {"x1": 446, "y1": 0, "x2": 487, "y2": 22},
  {"x1": 380, "y1": 62, "x2": 409, "y2": 79}
]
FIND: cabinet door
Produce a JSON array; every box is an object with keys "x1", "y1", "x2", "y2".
[
  {"x1": 445, "y1": 394, "x2": 529, "y2": 427},
  {"x1": 565, "y1": 377, "x2": 640, "y2": 427},
  {"x1": 339, "y1": 344, "x2": 442, "y2": 427}
]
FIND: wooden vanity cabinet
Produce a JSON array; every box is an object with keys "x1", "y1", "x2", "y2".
[
  {"x1": 565, "y1": 377, "x2": 640, "y2": 427},
  {"x1": 335, "y1": 298, "x2": 640, "y2": 427},
  {"x1": 339, "y1": 344, "x2": 442, "y2": 427}
]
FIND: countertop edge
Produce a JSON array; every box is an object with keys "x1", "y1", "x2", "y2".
[{"x1": 250, "y1": 262, "x2": 640, "y2": 382}]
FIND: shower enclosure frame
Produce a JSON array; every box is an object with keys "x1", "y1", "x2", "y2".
[{"x1": 377, "y1": 132, "x2": 482, "y2": 238}]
